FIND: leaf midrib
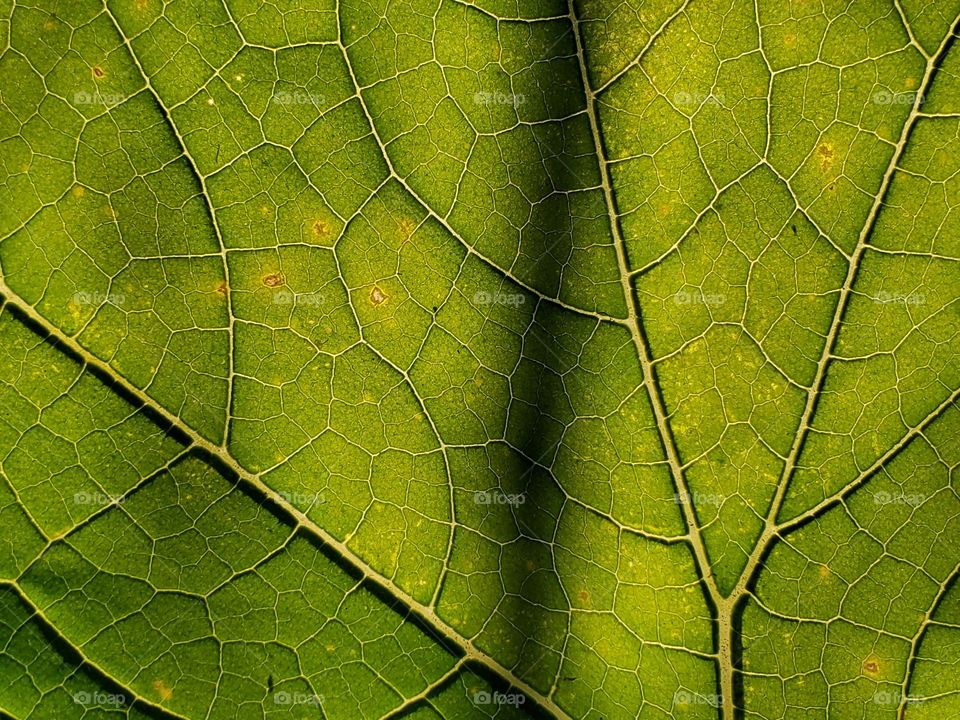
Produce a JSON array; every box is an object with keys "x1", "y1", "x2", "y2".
[
  {"x1": 566, "y1": 2, "x2": 735, "y2": 716},
  {"x1": 0, "y1": 275, "x2": 571, "y2": 719},
  {"x1": 571, "y1": 3, "x2": 960, "y2": 719}
]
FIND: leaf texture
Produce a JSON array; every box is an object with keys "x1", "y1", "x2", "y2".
[{"x1": 0, "y1": 0, "x2": 958, "y2": 718}]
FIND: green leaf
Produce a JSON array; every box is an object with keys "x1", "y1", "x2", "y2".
[{"x1": 1, "y1": 0, "x2": 958, "y2": 718}]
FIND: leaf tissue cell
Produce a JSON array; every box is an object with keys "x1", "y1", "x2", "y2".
[{"x1": 0, "y1": 0, "x2": 958, "y2": 719}]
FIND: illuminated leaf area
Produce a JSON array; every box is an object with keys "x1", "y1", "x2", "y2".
[{"x1": 0, "y1": 0, "x2": 958, "y2": 718}]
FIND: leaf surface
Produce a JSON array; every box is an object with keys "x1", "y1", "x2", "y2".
[{"x1": 0, "y1": 0, "x2": 958, "y2": 718}]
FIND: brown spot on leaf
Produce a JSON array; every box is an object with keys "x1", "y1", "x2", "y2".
[
  {"x1": 863, "y1": 657, "x2": 880, "y2": 676},
  {"x1": 93, "y1": 66, "x2": 105, "y2": 79},
  {"x1": 263, "y1": 273, "x2": 284, "y2": 288},
  {"x1": 816, "y1": 143, "x2": 835, "y2": 172},
  {"x1": 369, "y1": 285, "x2": 387, "y2": 306},
  {"x1": 398, "y1": 218, "x2": 416, "y2": 237},
  {"x1": 578, "y1": 590, "x2": 590, "y2": 604},
  {"x1": 215, "y1": 282, "x2": 228, "y2": 297}
]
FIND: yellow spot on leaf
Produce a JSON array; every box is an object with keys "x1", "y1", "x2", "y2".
[
  {"x1": 153, "y1": 680, "x2": 173, "y2": 701},
  {"x1": 262, "y1": 273, "x2": 284, "y2": 288},
  {"x1": 398, "y1": 218, "x2": 416, "y2": 238},
  {"x1": 72, "y1": 185, "x2": 86, "y2": 198},
  {"x1": 310, "y1": 219, "x2": 330, "y2": 240},
  {"x1": 67, "y1": 300, "x2": 83, "y2": 323}
]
